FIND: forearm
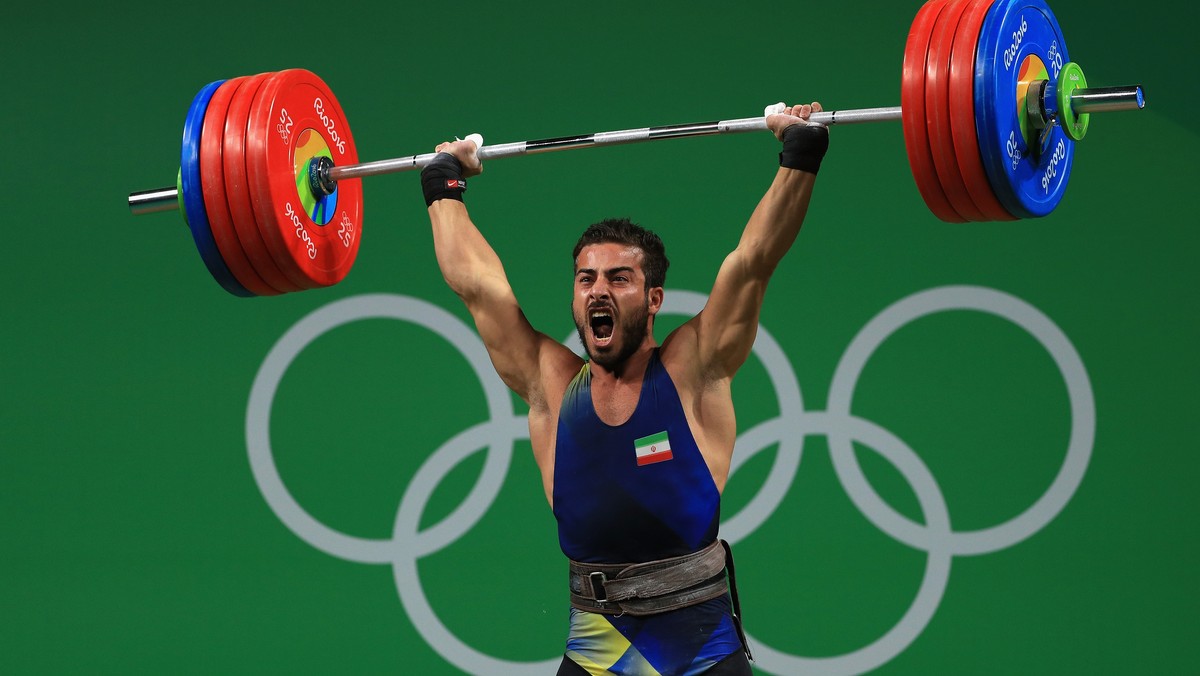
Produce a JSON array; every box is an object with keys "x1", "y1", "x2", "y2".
[
  {"x1": 669, "y1": 107, "x2": 827, "y2": 379},
  {"x1": 428, "y1": 199, "x2": 509, "y2": 302},
  {"x1": 736, "y1": 167, "x2": 817, "y2": 274},
  {"x1": 420, "y1": 142, "x2": 562, "y2": 407},
  {"x1": 734, "y1": 118, "x2": 828, "y2": 274}
]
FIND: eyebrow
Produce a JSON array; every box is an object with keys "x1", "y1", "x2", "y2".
[{"x1": 576, "y1": 266, "x2": 637, "y2": 277}]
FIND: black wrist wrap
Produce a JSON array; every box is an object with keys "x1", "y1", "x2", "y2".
[
  {"x1": 778, "y1": 123, "x2": 829, "y2": 174},
  {"x1": 421, "y1": 153, "x2": 467, "y2": 206}
]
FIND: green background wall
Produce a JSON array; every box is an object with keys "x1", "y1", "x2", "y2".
[{"x1": 4, "y1": 1, "x2": 1196, "y2": 673}]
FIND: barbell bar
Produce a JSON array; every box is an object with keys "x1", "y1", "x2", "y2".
[
  {"x1": 128, "y1": 0, "x2": 1145, "y2": 296},
  {"x1": 128, "y1": 105, "x2": 903, "y2": 216},
  {"x1": 126, "y1": 84, "x2": 1139, "y2": 218}
]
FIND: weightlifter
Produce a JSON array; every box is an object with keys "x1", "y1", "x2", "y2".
[{"x1": 422, "y1": 102, "x2": 828, "y2": 676}]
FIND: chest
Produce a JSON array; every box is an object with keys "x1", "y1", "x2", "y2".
[
  {"x1": 588, "y1": 379, "x2": 643, "y2": 426},
  {"x1": 552, "y1": 372, "x2": 721, "y2": 562}
]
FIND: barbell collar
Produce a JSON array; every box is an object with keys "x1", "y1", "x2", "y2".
[
  {"x1": 309, "y1": 155, "x2": 337, "y2": 197},
  {"x1": 1027, "y1": 80, "x2": 1052, "y2": 130}
]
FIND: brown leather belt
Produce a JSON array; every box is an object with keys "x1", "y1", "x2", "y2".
[{"x1": 567, "y1": 539, "x2": 753, "y2": 661}]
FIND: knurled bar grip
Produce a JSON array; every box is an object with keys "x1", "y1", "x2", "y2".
[{"x1": 331, "y1": 106, "x2": 902, "y2": 182}]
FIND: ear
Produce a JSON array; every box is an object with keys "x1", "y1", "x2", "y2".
[{"x1": 647, "y1": 286, "x2": 664, "y2": 315}]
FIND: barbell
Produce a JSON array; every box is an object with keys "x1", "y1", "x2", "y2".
[{"x1": 129, "y1": 0, "x2": 1144, "y2": 297}]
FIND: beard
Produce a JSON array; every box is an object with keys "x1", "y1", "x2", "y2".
[{"x1": 574, "y1": 298, "x2": 652, "y2": 371}]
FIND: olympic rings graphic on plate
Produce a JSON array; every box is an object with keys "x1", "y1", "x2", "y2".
[{"x1": 245, "y1": 285, "x2": 1094, "y2": 676}]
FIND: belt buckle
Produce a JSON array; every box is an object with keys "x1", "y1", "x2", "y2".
[{"x1": 588, "y1": 571, "x2": 609, "y2": 603}]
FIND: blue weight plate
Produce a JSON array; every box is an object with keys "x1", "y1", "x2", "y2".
[
  {"x1": 181, "y1": 78, "x2": 254, "y2": 296},
  {"x1": 974, "y1": 0, "x2": 1073, "y2": 218}
]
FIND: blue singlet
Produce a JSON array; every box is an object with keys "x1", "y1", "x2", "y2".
[{"x1": 552, "y1": 349, "x2": 742, "y2": 675}]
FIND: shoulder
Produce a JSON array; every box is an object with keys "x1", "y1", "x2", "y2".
[
  {"x1": 528, "y1": 337, "x2": 587, "y2": 414},
  {"x1": 660, "y1": 314, "x2": 737, "y2": 403},
  {"x1": 659, "y1": 320, "x2": 706, "y2": 391}
]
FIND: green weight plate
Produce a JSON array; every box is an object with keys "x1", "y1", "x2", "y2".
[{"x1": 1057, "y1": 61, "x2": 1089, "y2": 141}]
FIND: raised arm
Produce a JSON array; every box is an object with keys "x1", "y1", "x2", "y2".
[
  {"x1": 424, "y1": 139, "x2": 578, "y2": 409},
  {"x1": 668, "y1": 103, "x2": 830, "y2": 380}
]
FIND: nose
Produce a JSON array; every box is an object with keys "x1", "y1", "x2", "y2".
[{"x1": 589, "y1": 278, "x2": 610, "y2": 299}]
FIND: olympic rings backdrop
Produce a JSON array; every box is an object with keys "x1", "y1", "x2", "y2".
[{"x1": 3, "y1": 1, "x2": 1197, "y2": 674}]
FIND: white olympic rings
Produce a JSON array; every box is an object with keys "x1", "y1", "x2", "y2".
[{"x1": 245, "y1": 285, "x2": 1094, "y2": 676}]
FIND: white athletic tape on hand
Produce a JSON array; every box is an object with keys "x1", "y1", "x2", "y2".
[
  {"x1": 764, "y1": 102, "x2": 786, "y2": 118},
  {"x1": 464, "y1": 133, "x2": 484, "y2": 150}
]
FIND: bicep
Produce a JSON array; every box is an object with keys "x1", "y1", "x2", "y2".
[
  {"x1": 670, "y1": 170, "x2": 814, "y2": 379},
  {"x1": 685, "y1": 248, "x2": 769, "y2": 379},
  {"x1": 466, "y1": 284, "x2": 580, "y2": 407},
  {"x1": 428, "y1": 200, "x2": 581, "y2": 404}
]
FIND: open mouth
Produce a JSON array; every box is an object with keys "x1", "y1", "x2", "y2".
[{"x1": 589, "y1": 310, "x2": 614, "y2": 346}]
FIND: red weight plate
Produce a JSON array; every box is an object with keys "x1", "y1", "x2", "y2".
[
  {"x1": 246, "y1": 69, "x2": 362, "y2": 289},
  {"x1": 902, "y1": 0, "x2": 966, "y2": 223},
  {"x1": 200, "y1": 77, "x2": 281, "y2": 296},
  {"x1": 224, "y1": 72, "x2": 303, "y2": 293},
  {"x1": 949, "y1": 0, "x2": 1017, "y2": 221},
  {"x1": 926, "y1": 0, "x2": 986, "y2": 221}
]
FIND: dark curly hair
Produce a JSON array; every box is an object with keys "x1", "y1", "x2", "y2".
[{"x1": 571, "y1": 217, "x2": 669, "y2": 289}]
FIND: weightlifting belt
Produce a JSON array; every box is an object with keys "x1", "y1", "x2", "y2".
[{"x1": 568, "y1": 539, "x2": 753, "y2": 660}]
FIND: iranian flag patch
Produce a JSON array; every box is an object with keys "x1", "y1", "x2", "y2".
[{"x1": 634, "y1": 431, "x2": 673, "y2": 466}]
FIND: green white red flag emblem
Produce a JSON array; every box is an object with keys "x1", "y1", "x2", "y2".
[{"x1": 634, "y1": 430, "x2": 673, "y2": 466}]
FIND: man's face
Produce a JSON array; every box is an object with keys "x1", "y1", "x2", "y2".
[{"x1": 572, "y1": 243, "x2": 662, "y2": 370}]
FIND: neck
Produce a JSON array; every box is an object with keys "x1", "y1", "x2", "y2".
[{"x1": 590, "y1": 339, "x2": 657, "y2": 383}]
